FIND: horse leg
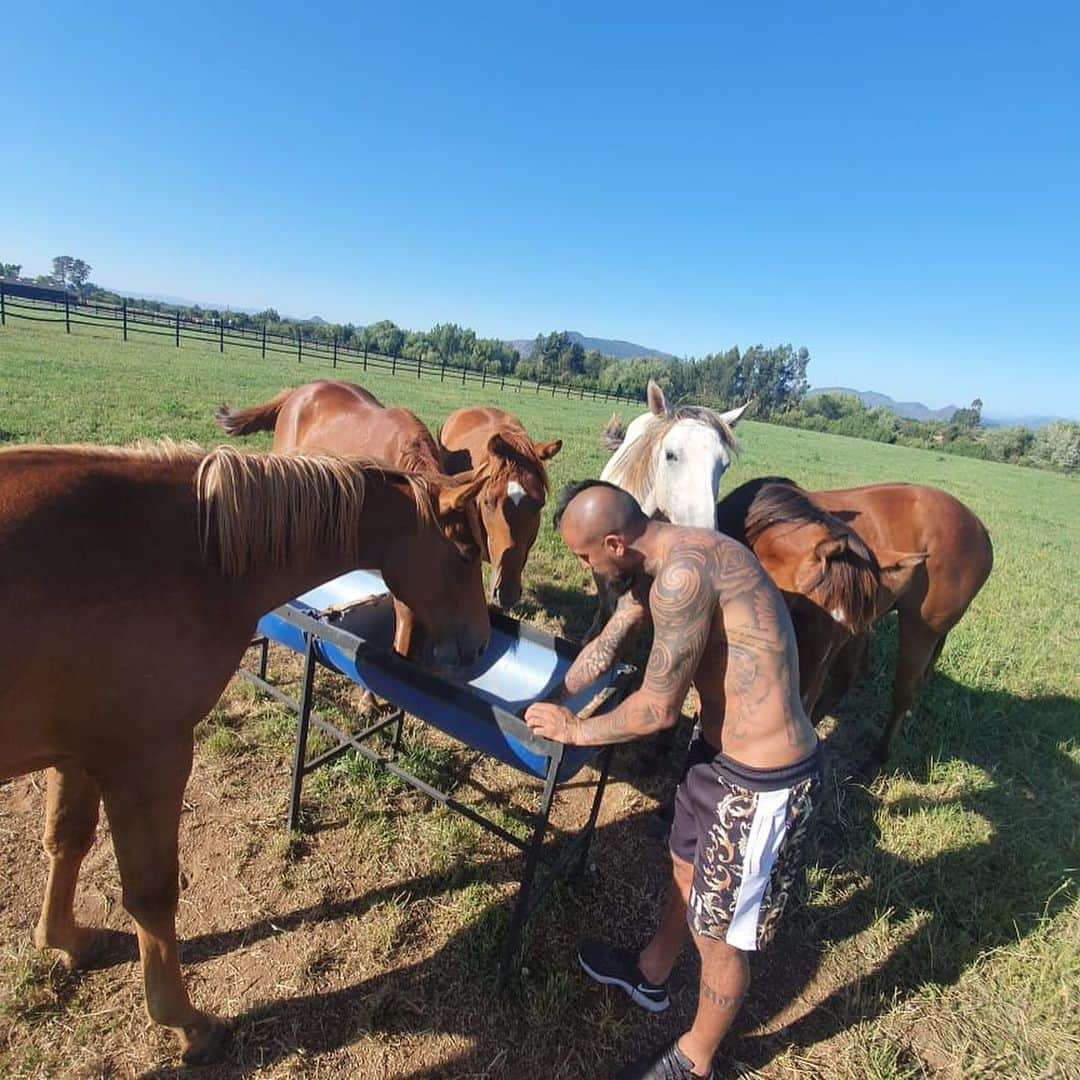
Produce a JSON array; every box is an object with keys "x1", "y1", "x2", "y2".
[
  {"x1": 584, "y1": 571, "x2": 616, "y2": 642},
  {"x1": 813, "y1": 632, "x2": 868, "y2": 720},
  {"x1": 101, "y1": 743, "x2": 229, "y2": 1065},
  {"x1": 33, "y1": 764, "x2": 123, "y2": 968},
  {"x1": 871, "y1": 616, "x2": 944, "y2": 769}
]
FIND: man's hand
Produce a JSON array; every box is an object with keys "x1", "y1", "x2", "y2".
[{"x1": 524, "y1": 702, "x2": 578, "y2": 744}]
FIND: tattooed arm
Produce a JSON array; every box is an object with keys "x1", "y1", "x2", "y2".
[
  {"x1": 527, "y1": 544, "x2": 715, "y2": 745},
  {"x1": 551, "y1": 587, "x2": 649, "y2": 702}
]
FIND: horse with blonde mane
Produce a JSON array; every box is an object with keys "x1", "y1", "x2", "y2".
[
  {"x1": 215, "y1": 379, "x2": 489, "y2": 654},
  {"x1": 0, "y1": 441, "x2": 489, "y2": 1064},
  {"x1": 438, "y1": 405, "x2": 562, "y2": 608}
]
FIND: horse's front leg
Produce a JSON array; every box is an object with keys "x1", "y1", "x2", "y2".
[
  {"x1": 101, "y1": 740, "x2": 229, "y2": 1065},
  {"x1": 33, "y1": 763, "x2": 129, "y2": 968}
]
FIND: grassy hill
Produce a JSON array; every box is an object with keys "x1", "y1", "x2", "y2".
[{"x1": 0, "y1": 318, "x2": 1076, "y2": 1078}]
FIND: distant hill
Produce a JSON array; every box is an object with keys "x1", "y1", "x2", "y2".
[
  {"x1": 808, "y1": 386, "x2": 958, "y2": 422},
  {"x1": 507, "y1": 331, "x2": 677, "y2": 362}
]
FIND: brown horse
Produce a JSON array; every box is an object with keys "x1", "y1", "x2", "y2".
[
  {"x1": 215, "y1": 379, "x2": 489, "y2": 655},
  {"x1": 719, "y1": 477, "x2": 991, "y2": 766},
  {"x1": 805, "y1": 480, "x2": 993, "y2": 765},
  {"x1": 438, "y1": 405, "x2": 562, "y2": 608},
  {"x1": 716, "y1": 478, "x2": 889, "y2": 717},
  {"x1": 0, "y1": 441, "x2": 490, "y2": 1063}
]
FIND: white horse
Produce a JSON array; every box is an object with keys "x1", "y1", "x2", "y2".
[
  {"x1": 600, "y1": 379, "x2": 750, "y2": 527},
  {"x1": 585, "y1": 379, "x2": 749, "y2": 639}
]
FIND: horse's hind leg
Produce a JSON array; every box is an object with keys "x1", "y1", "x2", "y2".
[
  {"x1": 871, "y1": 615, "x2": 945, "y2": 768},
  {"x1": 33, "y1": 764, "x2": 118, "y2": 968},
  {"x1": 101, "y1": 742, "x2": 229, "y2": 1065}
]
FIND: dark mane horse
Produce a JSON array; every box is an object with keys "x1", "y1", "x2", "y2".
[{"x1": 716, "y1": 477, "x2": 884, "y2": 715}]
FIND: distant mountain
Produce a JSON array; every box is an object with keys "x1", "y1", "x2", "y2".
[
  {"x1": 808, "y1": 386, "x2": 959, "y2": 422},
  {"x1": 507, "y1": 331, "x2": 677, "y2": 362},
  {"x1": 981, "y1": 413, "x2": 1070, "y2": 430},
  {"x1": 101, "y1": 286, "x2": 261, "y2": 314}
]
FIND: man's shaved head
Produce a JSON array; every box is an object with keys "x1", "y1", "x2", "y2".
[{"x1": 554, "y1": 480, "x2": 648, "y2": 543}]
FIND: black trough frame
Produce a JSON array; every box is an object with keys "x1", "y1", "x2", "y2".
[{"x1": 238, "y1": 603, "x2": 633, "y2": 981}]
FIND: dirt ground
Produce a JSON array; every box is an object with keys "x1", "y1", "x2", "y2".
[{"x1": 0, "y1": 641, "x2": 866, "y2": 1080}]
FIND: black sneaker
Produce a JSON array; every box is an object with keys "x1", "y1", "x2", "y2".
[
  {"x1": 617, "y1": 1040, "x2": 714, "y2": 1080},
  {"x1": 578, "y1": 939, "x2": 670, "y2": 1012}
]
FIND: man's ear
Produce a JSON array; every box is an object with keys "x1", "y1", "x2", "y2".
[{"x1": 603, "y1": 533, "x2": 625, "y2": 558}]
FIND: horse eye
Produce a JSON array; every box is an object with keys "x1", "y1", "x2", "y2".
[{"x1": 665, "y1": 449, "x2": 677, "y2": 462}]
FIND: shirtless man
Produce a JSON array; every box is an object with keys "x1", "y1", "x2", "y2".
[{"x1": 526, "y1": 480, "x2": 821, "y2": 1080}]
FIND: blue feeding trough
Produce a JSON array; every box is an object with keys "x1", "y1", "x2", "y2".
[{"x1": 245, "y1": 570, "x2": 636, "y2": 980}]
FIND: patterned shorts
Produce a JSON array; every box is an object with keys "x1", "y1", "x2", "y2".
[{"x1": 670, "y1": 735, "x2": 822, "y2": 951}]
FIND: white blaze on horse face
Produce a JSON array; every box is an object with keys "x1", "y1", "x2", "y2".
[
  {"x1": 506, "y1": 480, "x2": 526, "y2": 506},
  {"x1": 657, "y1": 421, "x2": 731, "y2": 528}
]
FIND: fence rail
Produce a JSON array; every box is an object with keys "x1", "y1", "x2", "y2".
[{"x1": 0, "y1": 288, "x2": 644, "y2": 406}]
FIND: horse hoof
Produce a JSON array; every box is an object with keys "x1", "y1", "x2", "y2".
[
  {"x1": 181, "y1": 1014, "x2": 231, "y2": 1066},
  {"x1": 35, "y1": 927, "x2": 137, "y2": 971}
]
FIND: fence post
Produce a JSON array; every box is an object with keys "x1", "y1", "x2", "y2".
[
  {"x1": 461, "y1": 364, "x2": 466, "y2": 386},
  {"x1": 392, "y1": 353, "x2": 397, "y2": 376},
  {"x1": 219, "y1": 318, "x2": 224, "y2": 353},
  {"x1": 500, "y1": 375, "x2": 505, "y2": 391},
  {"x1": 551, "y1": 383, "x2": 557, "y2": 397},
  {"x1": 64, "y1": 293, "x2": 70, "y2": 333},
  {"x1": 416, "y1": 356, "x2": 422, "y2": 379},
  {"x1": 122, "y1": 300, "x2": 128, "y2": 341},
  {"x1": 481, "y1": 368, "x2": 487, "y2": 388},
  {"x1": 297, "y1": 329, "x2": 302, "y2": 363},
  {"x1": 535, "y1": 380, "x2": 540, "y2": 394},
  {"x1": 261, "y1": 323, "x2": 267, "y2": 358},
  {"x1": 363, "y1": 345, "x2": 368, "y2": 371},
  {"x1": 0, "y1": 280, "x2": 5, "y2": 326},
  {"x1": 175, "y1": 310, "x2": 180, "y2": 347},
  {"x1": 333, "y1": 338, "x2": 338, "y2": 369},
  {"x1": 441, "y1": 359, "x2": 446, "y2": 382}
]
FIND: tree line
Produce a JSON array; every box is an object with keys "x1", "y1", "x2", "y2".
[{"x1": 6, "y1": 254, "x2": 1075, "y2": 473}]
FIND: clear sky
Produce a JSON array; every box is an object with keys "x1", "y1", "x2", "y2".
[{"x1": 3, "y1": 2, "x2": 1077, "y2": 418}]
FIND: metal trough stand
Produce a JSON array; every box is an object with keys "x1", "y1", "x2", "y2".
[{"x1": 239, "y1": 572, "x2": 635, "y2": 982}]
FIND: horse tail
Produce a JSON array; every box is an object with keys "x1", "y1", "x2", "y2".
[
  {"x1": 214, "y1": 389, "x2": 292, "y2": 437},
  {"x1": 601, "y1": 412, "x2": 626, "y2": 452}
]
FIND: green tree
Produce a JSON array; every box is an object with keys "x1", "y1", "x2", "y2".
[
  {"x1": 51, "y1": 256, "x2": 74, "y2": 286},
  {"x1": 1031, "y1": 420, "x2": 1080, "y2": 473},
  {"x1": 0, "y1": 262, "x2": 21, "y2": 278}
]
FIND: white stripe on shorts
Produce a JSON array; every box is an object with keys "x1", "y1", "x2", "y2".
[{"x1": 725, "y1": 786, "x2": 792, "y2": 951}]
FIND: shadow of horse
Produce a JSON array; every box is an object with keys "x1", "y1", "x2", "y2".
[{"x1": 130, "y1": 617, "x2": 1074, "y2": 1078}]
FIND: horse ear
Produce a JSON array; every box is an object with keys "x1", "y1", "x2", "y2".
[
  {"x1": 647, "y1": 379, "x2": 671, "y2": 418},
  {"x1": 487, "y1": 433, "x2": 510, "y2": 457},
  {"x1": 436, "y1": 471, "x2": 486, "y2": 515},
  {"x1": 720, "y1": 401, "x2": 752, "y2": 426},
  {"x1": 533, "y1": 439, "x2": 562, "y2": 460},
  {"x1": 813, "y1": 535, "x2": 848, "y2": 562},
  {"x1": 880, "y1": 550, "x2": 929, "y2": 573}
]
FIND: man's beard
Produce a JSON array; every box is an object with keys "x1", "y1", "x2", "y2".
[{"x1": 599, "y1": 568, "x2": 636, "y2": 597}]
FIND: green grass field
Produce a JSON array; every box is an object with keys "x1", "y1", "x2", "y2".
[{"x1": 0, "y1": 318, "x2": 1077, "y2": 1079}]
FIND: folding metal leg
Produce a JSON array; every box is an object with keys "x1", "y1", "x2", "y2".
[
  {"x1": 257, "y1": 637, "x2": 269, "y2": 681},
  {"x1": 389, "y1": 708, "x2": 405, "y2": 759},
  {"x1": 574, "y1": 745, "x2": 614, "y2": 876},
  {"x1": 498, "y1": 753, "x2": 562, "y2": 984},
  {"x1": 286, "y1": 635, "x2": 319, "y2": 831}
]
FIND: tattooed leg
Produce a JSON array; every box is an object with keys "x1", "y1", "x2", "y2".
[{"x1": 678, "y1": 933, "x2": 749, "y2": 1075}]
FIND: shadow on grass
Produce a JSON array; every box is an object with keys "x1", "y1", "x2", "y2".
[{"x1": 131, "y1": 619, "x2": 1075, "y2": 1078}]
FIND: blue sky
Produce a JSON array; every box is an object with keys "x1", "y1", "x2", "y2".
[{"x1": 3, "y1": 2, "x2": 1077, "y2": 418}]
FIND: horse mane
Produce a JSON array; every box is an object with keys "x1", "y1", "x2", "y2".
[
  {"x1": 742, "y1": 480, "x2": 880, "y2": 632},
  {"x1": 605, "y1": 406, "x2": 740, "y2": 501},
  {"x1": 195, "y1": 445, "x2": 434, "y2": 577},
  {"x1": 485, "y1": 425, "x2": 551, "y2": 492}
]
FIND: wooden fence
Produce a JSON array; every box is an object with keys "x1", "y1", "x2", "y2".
[{"x1": 0, "y1": 286, "x2": 645, "y2": 405}]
